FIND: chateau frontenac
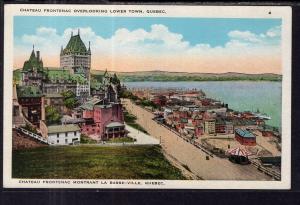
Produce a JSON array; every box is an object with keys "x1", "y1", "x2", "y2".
[
  {"x1": 13, "y1": 29, "x2": 126, "y2": 144},
  {"x1": 60, "y1": 29, "x2": 91, "y2": 80},
  {"x1": 20, "y1": 30, "x2": 91, "y2": 102}
]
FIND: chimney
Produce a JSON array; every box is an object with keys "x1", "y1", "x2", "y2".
[
  {"x1": 41, "y1": 96, "x2": 45, "y2": 121},
  {"x1": 36, "y1": 51, "x2": 40, "y2": 61}
]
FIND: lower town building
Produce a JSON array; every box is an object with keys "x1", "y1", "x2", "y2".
[
  {"x1": 151, "y1": 95, "x2": 167, "y2": 106},
  {"x1": 204, "y1": 119, "x2": 216, "y2": 135},
  {"x1": 40, "y1": 121, "x2": 80, "y2": 145},
  {"x1": 235, "y1": 128, "x2": 256, "y2": 146},
  {"x1": 215, "y1": 118, "x2": 234, "y2": 134}
]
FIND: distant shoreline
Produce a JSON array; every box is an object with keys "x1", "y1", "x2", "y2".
[
  {"x1": 13, "y1": 68, "x2": 282, "y2": 83},
  {"x1": 120, "y1": 79, "x2": 282, "y2": 82},
  {"x1": 91, "y1": 70, "x2": 282, "y2": 82}
]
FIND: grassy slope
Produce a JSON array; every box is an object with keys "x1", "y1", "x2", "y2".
[
  {"x1": 107, "y1": 137, "x2": 136, "y2": 143},
  {"x1": 12, "y1": 145, "x2": 185, "y2": 180}
]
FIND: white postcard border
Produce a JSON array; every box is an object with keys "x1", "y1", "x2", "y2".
[{"x1": 3, "y1": 4, "x2": 292, "y2": 189}]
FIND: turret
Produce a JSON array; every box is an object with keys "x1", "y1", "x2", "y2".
[
  {"x1": 36, "y1": 51, "x2": 40, "y2": 61},
  {"x1": 88, "y1": 41, "x2": 91, "y2": 54},
  {"x1": 30, "y1": 45, "x2": 36, "y2": 59},
  {"x1": 60, "y1": 46, "x2": 63, "y2": 56}
]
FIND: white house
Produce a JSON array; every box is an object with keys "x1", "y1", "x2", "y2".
[
  {"x1": 40, "y1": 121, "x2": 81, "y2": 145},
  {"x1": 48, "y1": 124, "x2": 81, "y2": 145}
]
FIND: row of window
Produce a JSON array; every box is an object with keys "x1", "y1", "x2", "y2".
[
  {"x1": 56, "y1": 131, "x2": 77, "y2": 138},
  {"x1": 56, "y1": 137, "x2": 79, "y2": 144}
]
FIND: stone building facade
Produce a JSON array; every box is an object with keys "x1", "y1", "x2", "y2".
[{"x1": 60, "y1": 29, "x2": 91, "y2": 80}]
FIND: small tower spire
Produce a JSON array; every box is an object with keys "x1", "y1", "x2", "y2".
[
  {"x1": 78, "y1": 28, "x2": 80, "y2": 35},
  {"x1": 30, "y1": 45, "x2": 36, "y2": 59},
  {"x1": 71, "y1": 31, "x2": 73, "y2": 37},
  {"x1": 88, "y1": 41, "x2": 91, "y2": 54},
  {"x1": 60, "y1": 45, "x2": 63, "y2": 55}
]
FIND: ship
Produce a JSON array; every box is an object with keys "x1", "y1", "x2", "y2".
[{"x1": 251, "y1": 109, "x2": 272, "y2": 120}]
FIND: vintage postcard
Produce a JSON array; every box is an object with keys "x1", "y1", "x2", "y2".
[{"x1": 3, "y1": 4, "x2": 291, "y2": 189}]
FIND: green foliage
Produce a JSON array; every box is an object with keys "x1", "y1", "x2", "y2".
[
  {"x1": 120, "y1": 90, "x2": 138, "y2": 100},
  {"x1": 61, "y1": 90, "x2": 79, "y2": 109},
  {"x1": 107, "y1": 137, "x2": 136, "y2": 143},
  {"x1": 22, "y1": 123, "x2": 38, "y2": 134},
  {"x1": 124, "y1": 112, "x2": 137, "y2": 124},
  {"x1": 139, "y1": 99, "x2": 158, "y2": 109},
  {"x1": 124, "y1": 112, "x2": 148, "y2": 134},
  {"x1": 80, "y1": 134, "x2": 97, "y2": 144},
  {"x1": 13, "y1": 69, "x2": 21, "y2": 84},
  {"x1": 12, "y1": 145, "x2": 186, "y2": 179},
  {"x1": 45, "y1": 106, "x2": 62, "y2": 125},
  {"x1": 61, "y1": 90, "x2": 76, "y2": 99}
]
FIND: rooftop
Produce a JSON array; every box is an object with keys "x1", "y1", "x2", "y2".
[
  {"x1": 235, "y1": 128, "x2": 255, "y2": 138},
  {"x1": 45, "y1": 68, "x2": 88, "y2": 84},
  {"x1": 80, "y1": 98, "x2": 103, "y2": 110},
  {"x1": 62, "y1": 33, "x2": 89, "y2": 55},
  {"x1": 22, "y1": 47, "x2": 43, "y2": 72},
  {"x1": 17, "y1": 86, "x2": 43, "y2": 98},
  {"x1": 47, "y1": 124, "x2": 80, "y2": 134},
  {"x1": 106, "y1": 122, "x2": 124, "y2": 128}
]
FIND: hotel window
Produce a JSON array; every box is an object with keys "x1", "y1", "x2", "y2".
[
  {"x1": 57, "y1": 133, "x2": 59, "y2": 138},
  {"x1": 65, "y1": 132, "x2": 68, "y2": 137},
  {"x1": 57, "y1": 139, "x2": 59, "y2": 143},
  {"x1": 74, "y1": 131, "x2": 77, "y2": 136}
]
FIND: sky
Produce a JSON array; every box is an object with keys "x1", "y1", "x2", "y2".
[{"x1": 14, "y1": 16, "x2": 282, "y2": 74}]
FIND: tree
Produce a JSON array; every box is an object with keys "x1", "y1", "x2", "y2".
[
  {"x1": 61, "y1": 90, "x2": 79, "y2": 109},
  {"x1": 45, "y1": 105, "x2": 62, "y2": 125},
  {"x1": 111, "y1": 73, "x2": 122, "y2": 95}
]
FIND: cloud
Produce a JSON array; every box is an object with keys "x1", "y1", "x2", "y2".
[
  {"x1": 266, "y1": 25, "x2": 281, "y2": 38},
  {"x1": 228, "y1": 30, "x2": 261, "y2": 43},
  {"x1": 14, "y1": 24, "x2": 281, "y2": 73}
]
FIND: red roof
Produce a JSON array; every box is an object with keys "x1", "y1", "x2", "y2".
[{"x1": 226, "y1": 147, "x2": 253, "y2": 157}]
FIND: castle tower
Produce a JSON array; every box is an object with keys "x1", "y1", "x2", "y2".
[{"x1": 60, "y1": 30, "x2": 91, "y2": 79}]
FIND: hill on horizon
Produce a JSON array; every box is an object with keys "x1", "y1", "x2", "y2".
[{"x1": 90, "y1": 70, "x2": 282, "y2": 82}]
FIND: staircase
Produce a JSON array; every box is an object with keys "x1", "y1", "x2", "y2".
[{"x1": 15, "y1": 127, "x2": 49, "y2": 145}]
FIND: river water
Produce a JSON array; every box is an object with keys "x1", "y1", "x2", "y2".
[{"x1": 124, "y1": 81, "x2": 282, "y2": 128}]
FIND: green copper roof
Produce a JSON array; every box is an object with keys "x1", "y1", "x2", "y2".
[
  {"x1": 45, "y1": 68, "x2": 88, "y2": 84},
  {"x1": 17, "y1": 85, "x2": 43, "y2": 98},
  {"x1": 23, "y1": 49, "x2": 43, "y2": 72},
  {"x1": 62, "y1": 34, "x2": 88, "y2": 55}
]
